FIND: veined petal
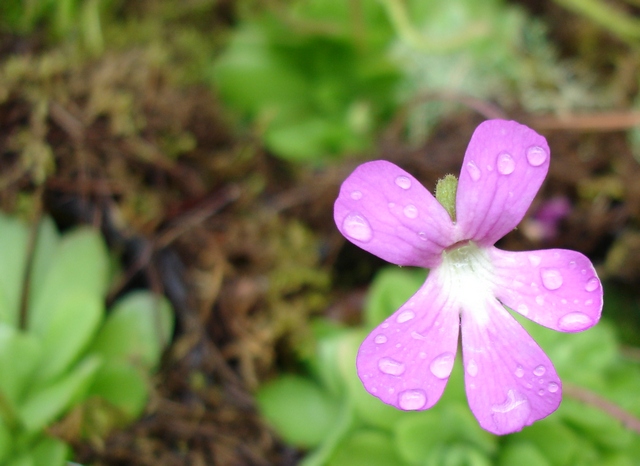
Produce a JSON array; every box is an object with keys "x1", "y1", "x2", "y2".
[
  {"x1": 461, "y1": 299, "x2": 561, "y2": 435},
  {"x1": 334, "y1": 160, "x2": 455, "y2": 268},
  {"x1": 456, "y1": 120, "x2": 550, "y2": 246},
  {"x1": 489, "y1": 247, "x2": 602, "y2": 332},
  {"x1": 357, "y1": 273, "x2": 460, "y2": 411}
]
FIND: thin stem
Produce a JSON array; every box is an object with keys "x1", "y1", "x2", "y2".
[{"x1": 564, "y1": 382, "x2": 640, "y2": 434}]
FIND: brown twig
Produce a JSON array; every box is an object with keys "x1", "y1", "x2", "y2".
[
  {"x1": 564, "y1": 382, "x2": 640, "y2": 434},
  {"x1": 527, "y1": 112, "x2": 640, "y2": 132}
]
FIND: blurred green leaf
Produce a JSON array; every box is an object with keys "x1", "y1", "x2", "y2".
[
  {"x1": 88, "y1": 360, "x2": 149, "y2": 419},
  {"x1": 257, "y1": 374, "x2": 341, "y2": 448},
  {"x1": 0, "y1": 214, "x2": 29, "y2": 327},
  {"x1": 31, "y1": 436, "x2": 69, "y2": 466},
  {"x1": 89, "y1": 291, "x2": 174, "y2": 371},
  {"x1": 327, "y1": 430, "x2": 405, "y2": 466},
  {"x1": 19, "y1": 355, "x2": 101, "y2": 433},
  {"x1": 34, "y1": 292, "x2": 103, "y2": 384},
  {"x1": 29, "y1": 228, "x2": 109, "y2": 337},
  {"x1": 0, "y1": 324, "x2": 41, "y2": 410},
  {"x1": 363, "y1": 267, "x2": 427, "y2": 328},
  {"x1": 498, "y1": 442, "x2": 551, "y2": 466}
]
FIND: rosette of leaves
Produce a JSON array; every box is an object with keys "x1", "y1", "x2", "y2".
[
  {"x1": 0, "y1": 213, "x2": 174, "y2": 466},
  {"x1": 212, "y1": 0, "x2": 400, "y2": 162},
  {"x1": 258, "y1": 267, "x2": 640, "y2": 465}
]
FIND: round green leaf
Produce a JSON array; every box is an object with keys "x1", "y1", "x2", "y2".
[
  {"x1": 257, "y1": 375, "x2": 341, "y2": 448},
  {"x1": 88, "y1": 360, "x2": 149, "y2": 419}
]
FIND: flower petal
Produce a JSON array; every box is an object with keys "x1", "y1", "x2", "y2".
[
  {"x1": 461, "y1": 299, "x2": 561, "y2": 435},
  {"x1": 489, "y1": 247, "x2": 602, "y2": 332},
  {"x1": 356, "y1": 274, "x2": 460, "y2": 411},
  {"x1": 455, "y1": 120, "x2": 550, "y2": 246},
  {"x1": 334, "y1": 160, "x2": 455, "y2": 268}
]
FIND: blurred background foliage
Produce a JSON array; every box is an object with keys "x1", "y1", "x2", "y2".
[{"x1": 1, "y1": 0, "x2": 640, "y2": 464}]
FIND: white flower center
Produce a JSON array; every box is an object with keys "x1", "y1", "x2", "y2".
[{"x1": 439, "y1": 242, "x2": 496, "y2": 325}]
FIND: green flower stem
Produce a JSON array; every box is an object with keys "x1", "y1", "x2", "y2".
[
  {"x1": 300, "y1": 399, "x2": 356, "y2": 466},
  {"x1": 553, "y1": 0, "x2": 640, "y2": 45},
  {"x1": 565, "y1": 382, "x2": 640, "y2": 434},
  {"x1": 435, "y1": 174, "x2": 458, "y2": 223}
]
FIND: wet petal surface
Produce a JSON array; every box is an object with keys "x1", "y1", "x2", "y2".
[
  {"x1": 334, "y1": 161, "x2": 455, "y2": 268},
  {"x1": 461, "y1": 299, "x2": 561, "y2": 435},
  {"x1": 490, "y1": 247, "x2": 602, "y2": 332},
  {"x1": 357, "y1": 273, "x2": 460, "y2": 410},
  {"x1": 456, "y1": 120, "x2": 550, "y2": 247}
]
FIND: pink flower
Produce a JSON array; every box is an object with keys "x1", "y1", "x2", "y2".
[{"x1": 333, "y1": 120, "x2": 602, "y2": 435}]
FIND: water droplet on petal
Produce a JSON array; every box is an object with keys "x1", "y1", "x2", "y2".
[
  {"x1": 528, "y1": 255, "x2": 541, "y2": 266},
  {"x1": 396, "y1": 310, "x2": 415, "y2": 323},
  {"x1": 378, "y1": 357, "x2": 405, "y2": 375},
  {"x1": 466, "y1": 359, "x2": 478, "y2": 377},
  {"x1": 517, "y1": 304, "x2": 529, "y2": 316},
  {"x1": 558, "y1": 312, "x2": 593, "y2": 331},
  {"x1": 419, "y1": 352, "x2": 427, "y2": 359},
  {"x1": 569, "y1": 261, "x2": 577, "y2": 269},
  {"x1": 535, "y1": 295, "x2": 544, "y2": 306},
  {"x1": 585, "y1": 277, "x2": 599, "y2": 292},
  {"x1": 548, "y1": 382, "x2": 559, "y2": 393},
  {"x1": 538, "y1": 389, "x2": 545, "y2": 396},
  {"x1": 491, "y1": 389, "x2": 531, "y2": 433},
  {"x1": 350, "y1": 190, "x2": 362, "y2": 200},
  {"x1": 533, "y1": 365, "x2": 546, "y2": 376},
  {"x1": 418, "y1": 231, "x2": 428, "y2": 241},
  {"x1": 526, "y1": 146, "x2": 548, "y2": 166},
  {"x1": 466, "y1": 161, "x2": 481, "y2": 181},
  {"x1": 395, "y1": 176, "x2": 411, "y2": 189},
  {"x1": 497, "y1": 152, "x2": 516, "y2": 175},
  {"x1": 398, "y1": 389, "x2": 427, "y2": 410},
  {"x1": 541, "y1": 268, "x2": 563, "y2": 290},
  {"x1": 342, "y1": 213, "x2": 373, "y2": 242},
  {"x1": 515, "y1": 366, "x2": 524, "y2": 378},
  {"x1": 403, "y1": 204, "x2": 418, "y2": 219},
  {"x1": 429, "y1": 352, "x2": 455, "y2": 379},
  {"x1": 374, "y1": 335, "x2": 387, "y2": 344}
]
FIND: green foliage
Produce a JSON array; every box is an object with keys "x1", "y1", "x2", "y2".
[
  {"x1": 212, "y1": 0, "x2": 400, "y2": 162},
  {"x1": 0, "y1": 213, "x2": 175, "y2": 465},
  {"x1": 258, "y1": 266, "x2": 640, "y2": 465},
  {"x1": 0, "y1": 0, "x2": 118, "y2": 53}
]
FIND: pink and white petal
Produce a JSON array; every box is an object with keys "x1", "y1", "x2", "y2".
[
  {"x1": 461, "y1": 300, "x2": 561, "y2": 435},
  {"x1": 489, "y1": 247, "x2": 602, "y2": 332},
  {"x1": 335, "y1": 160, "x2": 455, "y2": 268},
  {"x1": 357, "y1": 273, "x2": 460, "y2": 411},
  {"x1": 455, "y1": 120, "x2": 550, "y2": 247}
]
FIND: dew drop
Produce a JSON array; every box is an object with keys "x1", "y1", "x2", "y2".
[
  {"x1": 395, "y1": 175, "x2": 411, "y2": 190},
  {"x1": 538, "y1": 389, "x2": 545, "y2": 396},
  {"x1": 398, "y1": 389, "x2": 427, "y2": 410},
  {"x1": 585, "y1": 277, "x2": 599, "y2": 292},
  {"x1": 517, "y1": 304, "x2": 529, "y2": 316},
  {"x1": 419, "y1": 352, "x2": 427, "y2": 359},
  {"x1": 342, "y1": 213, "x2": 373, "y2": 242},
  {"x1": 548, "y1": 382, "x2": 559, "y2": 393},
  {"x1": 497, "y1": 152, "x2": 516, "y2": 175},
  {"x1": 515, "y1": 366, "x2": 524, "y2": 378},
  {"x1": 526, "y1": 146, "x2": 548, "y2": 166},
  {"x1": 528, "y1": 255, "x2": 541, "y2": 266},
  {"x1": 403, "y1": 204, "x2": 418, "y2": 219},
  {"x1": 378, "y1": 357, "x2": 405, "y2": 376},
  {"x1": 350, "y1": 190, "x2": 362, "y2": 200},
  {"x1": 585, "y1": 299, "x2": 593, "y2": 306},
  {"x1": 541, "y1": 268, "x2": 563, "y2": 290},
  {"x1": 418, "y1": 231, "x2": 428, "y2": 241},
  {"x1": 535, "y1": 295, "x2": 544, "y2": 306},
  {"x1": 466, "y1": 161, "x2": 481, "y2": 181},
  {"x1": 533, "y1": 365, "x2": 546, "y2": 376},
  {"x1": 569, "y1": 261, "x2": 577, "y2": 269},
  {"x1": 396, "y1": 310, "x2": 415, "y2": 323},
  {"x1": 558, "y1": 312, "x2": 594, "y2": 332},
  {"x1": 374, "y1": 335, "x2": 387, "y2": 344},
  {"x1": 491, "y1": 390, "x2": 531, "y2": 433},
  {"x1": 466, "y1": 359, "x2": 478, "y2": 377},
  {"x1": 429, "y1": 352, "x2": 455, "y2": 379}
]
